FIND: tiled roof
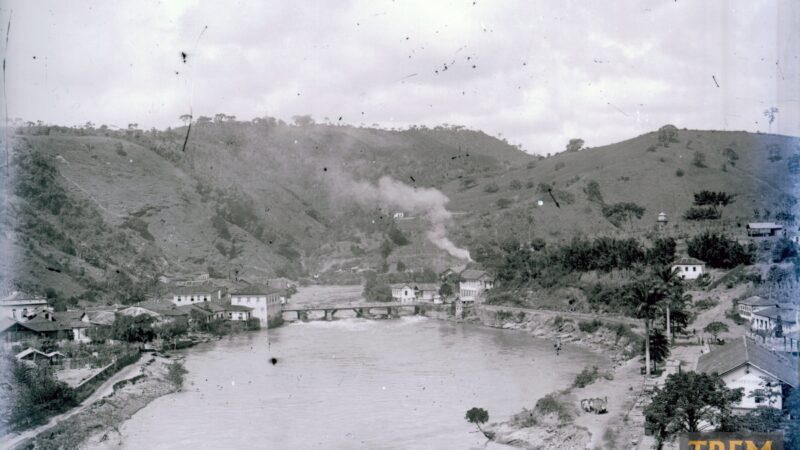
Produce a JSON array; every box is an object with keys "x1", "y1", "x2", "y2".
[
  {"x1": 169, "y1": 283, "x2": 222, "y2": 295},
  {"x1": 87, "y1": 311, "x2": 116, "y2": 326},
  {"x1": 230, "y1": 282, "x2": 283, "y2": 295},
  {"x1": 738, "y1": 296, "x2": 778, "y2": 307},
  {"x1": 415, "y1": 283, "x2": 440, "y2": 292},
  {"x1": 672, "y1": 257, "x2": 705, "y2": 266},
  {"x1": 747, "y1": 222, "x2": 783, "y2": 229},
  {"x1": 697, "y1": 337, "x2": 798, "y2": 387},
  {"x1": 389, "y1": 283, "x2": 413, "y2": 289},
  {"x1": 752, "y1": 306, "x2": 797, "y2": 323},
  {"x1": 460, "y1": 269, "x2": 489, "y2": 280},
  {"x1": 22, "y1": 318, "x2": 88, "y2": 332}
]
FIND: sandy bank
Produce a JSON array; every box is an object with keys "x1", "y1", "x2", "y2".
[{"x1": 16, "y1": 355, "x2": 181, "y2": 450}]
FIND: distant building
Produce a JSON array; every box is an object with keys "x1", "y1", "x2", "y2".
[
  {"x1": 458, "y1": 269, "x2": 494, "y2": 303},
  {"x1": 791, "y1": 235, "x2": 800, "y2": 245},
  {"x1": 736, "y1": 296, "x2": 781, "y2": 320},
  {"x1": 390, "y1": 284, "x2": 417, "y2": 303},
  {"x1": 751, "y1": 306, "x2": 799, "y2": 335},
  {"x1": 0, "y1": 292, "x2": 50, "y2": 321},
  {"x1": 392, "y1": 211, "x2": 405, "y2": 219},
  {"x1": 120, "y1": 300, "x2": 190, "y2": 324},
  {"x1": 671, "y1": 257, "x2": 705, "y2": 280},
  {"x1": 230, "y1": 285, "x2": 282, "y2": 326},
  {"x1": 746, "y1": 222, "x2": 783, "y2": 237},
  {"x1": 169, "y1": 283, "x2": 225, "y2": 306},
  {"x1": 415, "y1": 283, "x2": 442, "y2": 303},
  {"x1": 697, "y1": 337, "x2": 798, "y2": 410},
  {"x1": 198, "y1": 303, "x2": 253, "y2": 322}
]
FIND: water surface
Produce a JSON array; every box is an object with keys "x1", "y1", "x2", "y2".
[{"x1": 120, "y1": 317, "x2": 606, "y2": 449}]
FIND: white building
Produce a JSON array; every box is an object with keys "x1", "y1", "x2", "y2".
[
  {"x1": 459, "y1": 269, "x2": 494, "y2": 303},
  {"x1": 751, "y1": 306, "x2": 799, "y2": 335},
  {"x1": 390, "y1": 284, "x2": 417, "y2": 303},
  {"x1": 736, "y1": 296, "x2": 780, "y2": 320},
  {"x1": 746, "y1": 222, "x2": 783, "y2": 237},
  {"x1": 697, "y1": 337, "x2": 798, "y2": 410},
  {"x1": 0, "y1": 292, "x2": 50, "y2": 321},
  {"x1": 415, "y1": 283, "x2": 442, "y2": 303},
  {"x1": 169, "y1": 283, "x2": 224, "y2": 306},
  {"x1": 671, "y1": 257, "x2": 706, "y2": 280},
  {"x1": 230, "y1": 285, "x2": 282, "y2": 327}
]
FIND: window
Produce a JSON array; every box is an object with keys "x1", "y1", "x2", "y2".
[
  {"x1": 692, "y1": 267, "x2": 696, "y2": 272},
  {"x1": 11, "y1": 309, "x2": 15, "y2": 319}
]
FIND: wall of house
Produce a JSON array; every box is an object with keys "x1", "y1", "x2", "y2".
[
  {"x1": 673, "y1": 265, "x2": 704, "y2": 280},
  {"x1": 231, "y1": 294, "x2": 281, "y2": 326},
  {"x1": 171, "y1": 294, "x2": 213, "y2": 305},
  {"x1": 723, "y1": 365, "x2": 783, "y2": 410},
  {"x1": 459, "y1": 280, "x2": 490, "y2": 302},
  {"x1": 391, "y1": 287, "x2": 416, "y2": 303}
]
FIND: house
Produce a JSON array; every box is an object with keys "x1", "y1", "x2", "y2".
[
  {"x1": 736, "y1": 296, "x2": 781, "y2": 320},
  {"x1": 746, "y1": 222, "x2": 784, "y2": 237},
  {"x1": 86, "y1": 310, "x2": 116, "y2": 327},
  {"x1": 697, "y1": 337, "x2": 798, "y2": 410},
  {"x1": 458, "y1": 269, "x2": 494, "y2": 303},
  {"x1": 0, "y1": 313, "x2": 91, "y2": 343},
  {"x1": 15, "y1": 348, "x2": 65, "y2": 367},
  {"x1": 415, "y1": 283, "x2": 442, "y2": 303},
  {"x1": 168, "y1": 283, "x2": 225, "y2": 306},
  {"x1": 390, "y1": 284, "x2": 417, "y2": 303},
  {"x1": 392, "y1": 211, "x2": 405, "y2": 219},
  {"x1": 0, "y1": 291, "x2": 50, "y2": 321},
  {"x1": 120, "y1": 300, "x2": 190, "y2": 324},
  {"x1": 671, "y1": 257, "x2": 706, "y2": 280},
  {"x1": 230, "y1": 285, "x2": 283, "y2": 326},
  {"x1": 195, "y1": 302, "x2": 253, "y2": 322},
  {"x1": 751, "y1": 306, "x2": 799, "y2": 335}
]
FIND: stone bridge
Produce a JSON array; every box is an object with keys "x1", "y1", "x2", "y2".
[{"x1": 281, "y1": 302, "x2": 427, "y2": 321}]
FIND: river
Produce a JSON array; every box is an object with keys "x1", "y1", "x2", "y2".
[{"x1": 118, "y1": 316, "x2": 607, "y2": 449}]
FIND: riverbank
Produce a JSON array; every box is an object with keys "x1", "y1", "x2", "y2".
[
  {"x1": 462, "y1": 306, "x2": 648, "y2": 449},
  {"x1": 11, "y1": 354, "x2": 180, "y2": 450}
]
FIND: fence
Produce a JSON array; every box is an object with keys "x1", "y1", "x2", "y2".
[{"x1": 73, "y1": 349, "x2": 141, "y2": 402}]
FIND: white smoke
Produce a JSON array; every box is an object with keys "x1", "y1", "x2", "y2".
[{"x1": 332, "y1": 174, "x2": 471, "y2": 260}]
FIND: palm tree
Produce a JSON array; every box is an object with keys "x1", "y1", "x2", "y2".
[
  {"x1": 653, "y1": 265, "x2": 686, "y2": 342},
  {"x1": 628, "y1": 273, "x2": 667, "y2": 376}
]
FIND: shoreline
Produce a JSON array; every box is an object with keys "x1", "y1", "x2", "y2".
[{"x1": 20, "y1": 306, "x2": 636, "y2": 449}]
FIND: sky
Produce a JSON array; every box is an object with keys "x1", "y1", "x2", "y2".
[{"x1": 1, "y1": 0, "x2": 799, "y2": 154}]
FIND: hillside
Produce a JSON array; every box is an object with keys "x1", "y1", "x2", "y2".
[{"x1": 1, "y1": 121, "x2": 798, "y2": 305}]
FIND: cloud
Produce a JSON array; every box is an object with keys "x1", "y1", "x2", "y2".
[{"x1": 3, "y1": 0, "x2": 799, "y2": 154}]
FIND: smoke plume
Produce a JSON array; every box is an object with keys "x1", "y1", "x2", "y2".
[{"x1": 331, "y1": 173, "x2": 471, "y2": 260}]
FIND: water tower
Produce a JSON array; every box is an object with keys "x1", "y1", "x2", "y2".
[{"x1": 657, "y1": 212, "x2": 668, "y2": 232}]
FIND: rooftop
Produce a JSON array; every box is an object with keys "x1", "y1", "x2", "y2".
[
  {"x1": 672, "y1": 257, "x2": 705, "y2": 266},
  {"x1": 697, "y1": 337, "x2": 798, "y2": 387},
  {"x1": 747, "y1": 222, "x2": 784, "y2": 229},
  {"x1": 460, "y1": 269, "x2": 490, "y2": 280},
  {"x1": 751, "y1": 306, "x2": 797, "y2": 323},
  {"x1": 230, "y1": 283, "x2": 283, "y2": 295},
  {"x1": 738, "y1": 296, "x2": 779, "y2": 307}
]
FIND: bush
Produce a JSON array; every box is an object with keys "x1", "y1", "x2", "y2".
[
  {"x1": 496, "y1": 198, "x2": 513, "y2": 209},
  {"x1": 787, "y1": 154, "x2": 800, "y2": 174},
  {"x1": 554, "y1": 161, "x2": 566, "y2": 170},
  {"x1": 573, "y1": 366, "x2": 602, "y2": 388},
  {"x1": 771, "y1": 237, "x2": 798, "y2": 263},
  {"x1": 675, "y1": 169, "x2": 684, "y2": 177},
  {"x1": 687, "y1": 231, "x2": 754, "y2": 268},
  {"x1": 683, "y1": 207, "x2": 721, "y2": 221},
  {"x1": 7, "y1": 358, "x2": 77, "y2": 430},
  {"x1": 657, "y1": 125, "x2": 679, "y2": 146},
  {"x1": 166, "y1": 361, "x2": 188, "y2": 390},
  {"x1": 526, "y1": 161, "x2": 537, "y2": 169},
  {"x1": 578, "y1": 319, "x2": 603, "y2": 333},
  {"x1": 484, "y1": 182, "x2": 500, "y2": 193},
  {"x1": 509, "y1": 179, "x2": 523, "y2": 190},
  {"x1": 692, "y1": 151, "x2": 707, "y2": 168},
  {"x1": 534, "y1": 394, "x2": 572, "y2": 421}
]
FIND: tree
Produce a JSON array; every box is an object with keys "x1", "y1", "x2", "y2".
[
  {"x1": 687, "y1": 231, "x2": 753, "y2": 268},
  {"x1": 484, "y1": 182, "x2": 500, "y2": 193},
  {"x1": 601, "y1": 202, "x2": 646, "y2": 229},
  {"x1": 566, "y1": 138, "x2": 584, "y2": 152},
  {"x1": 584, "y1": 180, "x2": 604, "y2": 204},
  {"x1": 496, "y1": 198, "x2": 513, "y2": 209},
  {"x1": 704, "y1": 321, "x2": 729, "y2": 343},
  {"x1": 363, "y1": 274, "x2": 392, "y2": 302},
  {"x1": 439, "y1": 282, "x2": 453, "y2": 298},
  {"x1": 774, "y1": 315, "x2": 783, "y2": 338},
  {"x1": 166, "y1": 361, "x2": 188, "y2": 390},
  {"x1": 379, "y1": 239, "x2": 394, "y2": 259},
  {"x1": 692, "y1": 151, "x2": 707, "y2": 168},
  {"x1": 465, "y1": 407, "x2": 493, "y2": 440},
  {"x1": 112, "y1": 315, "x2": 156, "y2": 344},
  {"x1": 291, "y1": 114, "x2": 315, "y2": 126},
  {"x1": 644, "y1": 371, "x2": 743, "y2": 449},
  {"x1": 179, "y1": 114, "x2": 192, "y2": 123},
  {"x1": 644, "y1": 329, "x2": 670, "y2": 371},
  {"x1": 657, "y1": 125, "x2": 679, "y2": 146},
  {"x1": 627, "y1": 274, "x2": 666, "y2": 376},
  {"x1": 396, "y1": 261, "x2": 406, "y2": 272},
  {"x1": 7, "y1": 358, "x2": 77, "y2": 430},
  {"x1": 653, "y1": 265, "x2": 686, "y2": 341},
  {"x1": 771, "y1": 237, "x2": 797, "y2": 262}
]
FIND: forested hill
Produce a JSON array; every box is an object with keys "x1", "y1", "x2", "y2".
[{"x1": 2, "y1": 119, "x2": 797, "y2": 306}]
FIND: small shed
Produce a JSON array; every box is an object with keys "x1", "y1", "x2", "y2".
[
  {"x1": 671, "y1": 257, "x2": 706, "y2": 280},
  {"x1": 746, "y1": 222, "x2": 783, "y2": 237}
]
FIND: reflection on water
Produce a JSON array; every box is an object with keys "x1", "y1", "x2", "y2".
[{"x1": 119, "y1": 317, "x2": 606, "y2": 450}]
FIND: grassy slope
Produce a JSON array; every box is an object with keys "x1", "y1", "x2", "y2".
[{"x1": 5, "y1": 124, "x2": 798, "y2": 300}]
